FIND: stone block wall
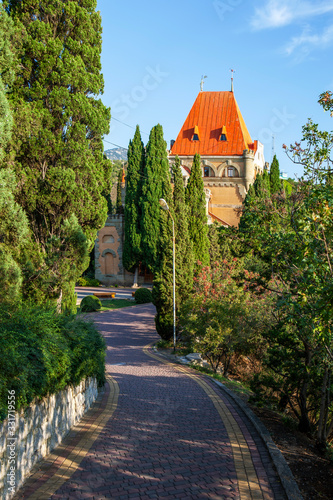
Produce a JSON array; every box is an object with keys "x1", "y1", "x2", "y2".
[{"x1": 0, "y1": 377, "x2": 98, "y2": 500}]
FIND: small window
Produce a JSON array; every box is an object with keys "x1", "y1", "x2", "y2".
[
  {"x1": 192, "y1": 133, "x2": 199, "y2": 141},
  {"x1": 204, "y1": 166, "x2": 210, "y2": 177},
  {"x1": 228, "y1": 167, "x2": 235, "y2": 177},
  {"x1": 220, "y1": 134, "x2": 227, "y2": 141}
]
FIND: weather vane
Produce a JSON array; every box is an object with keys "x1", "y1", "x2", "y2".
[
  {"x1": 200, "y1": 75, "x2": 207, "y2": 92},
  {"x1": 230, "y1": 69, "x2": 235, "y2": 92}
]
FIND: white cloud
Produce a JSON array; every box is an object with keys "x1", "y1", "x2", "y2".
[
  {"x1": 251, "y1": 0, "x2": 333, "y2": 31},
  {"x1": 284, "y1": 24, "x2": 333, "y2": 56}
]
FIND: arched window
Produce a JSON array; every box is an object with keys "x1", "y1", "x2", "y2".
[
  {"x1": 223, "y1": 166, "x2": 239, "y2": 178},
  {"x1": 102, "y1": 235, "x2": 115, "y2": 244}
]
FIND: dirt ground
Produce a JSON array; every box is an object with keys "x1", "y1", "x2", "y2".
[{"x1": 250, "y1": 406, "x2": 333, "y2": 499}]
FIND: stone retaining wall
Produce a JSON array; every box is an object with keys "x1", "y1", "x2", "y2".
[{"x1": 0, "y1": 377, "x2": 98, "y2": 500}]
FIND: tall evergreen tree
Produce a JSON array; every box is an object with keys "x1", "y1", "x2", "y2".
[
  {"x1": 5, "y1": 0, "x2": 112, "y2": 301},
  {"x1": 123, "y1": 126, "x2": 145, "y2": 272},
  {"x1": 270, "y1": 155, "x2": 281, "y2": 194},
  {"x1": 0, "y1": 4, "x2": 15, "y2": 163},
  {"x1": 185, "y1": 153, "x2": 209, "y2": 267},
  {"x1": 141, "y1": 123, "x2": 172, "y2": 271},
  {"x1": 140, "y1": 124, "x2": 173, "y2": 339},
  {"x1": 116, "y1": 168, "x2": 124, "y2": 214},
  {"x1": 172, "y1": 156, "x2": 194, "y2": 307}
]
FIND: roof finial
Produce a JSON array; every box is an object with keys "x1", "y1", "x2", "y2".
[
  {"x1": 230, "y1": 69, "x2": 235, "y2": 92},
  {"x1": 200, "y1": 75, "x2": 207, "y2": 92}
]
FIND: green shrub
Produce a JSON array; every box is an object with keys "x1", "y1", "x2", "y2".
[
  {"x1": 58, "y1": 315, "x2": 106, "y2": 387},
  {"x1": 80, "y1": 295, "x2": 102, "y2": 312},
  {"x1": 134, "y1": 288, "x2": 153, "y2": 304},
  {"x1": 0, "y1": 303, "x2": 106, "y2": 421},
  {"x1": 61, "y1": 280, "x2": 77, "y2": 315},
  {"x1": 77, "y1": 276, "x2": 101, "y2": 287}
]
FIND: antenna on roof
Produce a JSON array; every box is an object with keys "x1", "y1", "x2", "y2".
[
  {"x1": 200, "y1": 75, "x2": 207, "y2": 92},
  {"x1": 230, "y1": 69, "x2": 235, "y2": 92}
]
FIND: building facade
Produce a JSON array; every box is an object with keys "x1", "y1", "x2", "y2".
[{"x1": 169, "y1": 90, "x2": 267, "y2": 226}]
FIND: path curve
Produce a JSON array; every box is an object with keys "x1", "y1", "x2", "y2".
[{"x1": 15, "y1": 304, "x2": 290, "y2": 500}]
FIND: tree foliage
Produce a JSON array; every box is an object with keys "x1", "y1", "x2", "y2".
[
  {"x1": 4, "y1": 0, "x2": 112, "y2": 301},
  {"x1": 185, "y1": 153, "x2": 209, "y2": 267},
  {"x1": 123, "y1": 125, "x2": 144, "y2": 271},
  {"x1": 141, "y1": 123, "x2": 172, "y2": 271},
  {"x1": 269, "y1": 155, "x2": 281, "y2": 194},
  {"x1": 172, "y1": 156, "x2": 194, "y2": 307}
]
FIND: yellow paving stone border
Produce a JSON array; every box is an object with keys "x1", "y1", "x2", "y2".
[
  {"x1": 144, "y1": 344, "x2": 264, "y2": 500},
  {"x1": 22, "y1": 375, "x2": 119, "y2": 500}
]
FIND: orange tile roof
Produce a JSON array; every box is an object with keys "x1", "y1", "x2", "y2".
[{"x1": 170, "y1": 91, "x2": 254, "y2": 157}]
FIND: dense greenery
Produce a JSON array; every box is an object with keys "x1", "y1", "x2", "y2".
[
  {"x1": 179, "y1": 95, "x2": 333, "y2": 448},
  {"x1": 3, "y1": 0, "x2": 112, "y2": 305},
  {"x1": 0, "y1": 304, "x2": 106, "y2": 421}
]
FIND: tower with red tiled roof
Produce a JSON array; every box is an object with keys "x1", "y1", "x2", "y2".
[{"x1": 168, "y1": 91, "x2": 267, "y2": 226}]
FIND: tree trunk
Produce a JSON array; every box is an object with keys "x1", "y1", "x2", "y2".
[{"x1": 132, "y1": 267, "x2": 139, "y2": 288}]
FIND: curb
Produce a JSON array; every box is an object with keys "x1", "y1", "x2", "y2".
[{"x1": 153, "y1": 347, "x2": 303, "y2": 500}]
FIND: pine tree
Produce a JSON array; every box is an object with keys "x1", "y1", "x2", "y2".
[
  {"x1": 185, "y1": 153, "x2": 209, "y2": 267},
  {"x1": 123, "y1": 126, "x2": 145, "y2": 271},
  {"x1": 5, "y1": 0, "x2": 112, "y2": 301},
  {"x1": 172, "y1": 156, "x2": 194, "y2": 308},
  {"x1": 141, "y1": 123, "x2": 173, "y2": 271},
  {"x1": 270, "y1": 155, "x2": 281, "y2": 194}
]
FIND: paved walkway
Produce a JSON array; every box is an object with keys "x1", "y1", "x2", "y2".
[{"x1": 15, "y1": 304, "x2": 290, "y2": 500}]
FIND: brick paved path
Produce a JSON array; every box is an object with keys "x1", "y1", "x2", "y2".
[{"x1": 15, "y1": 304, "x2": 288, "y2": 500}]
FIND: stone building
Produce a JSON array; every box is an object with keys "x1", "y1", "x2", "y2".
[
  {"x1": 168, "y1": 90, "x2": 267, "y2": 226},
  {"x1": 95, "y1": 89, "x2": 267, "y2": 285}
]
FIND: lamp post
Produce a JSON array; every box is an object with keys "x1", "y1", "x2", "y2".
[{"x1": 158, "y1": 198, "x2": 176, "y2": 352}]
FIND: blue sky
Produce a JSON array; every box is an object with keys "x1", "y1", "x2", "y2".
[{"x1": 97, "y1": 0, "x2": 333, "y2": 179}]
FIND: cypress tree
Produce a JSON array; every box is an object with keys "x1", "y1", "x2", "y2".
[
  {"x1": 172, "y1": 156, "x2": 194, "y2": 307},
  {"x1": 141, "y1": 123, "x2": 172, "y2": 271},
  {"x1": 185, "y1": 153, "x2": 209, "y2": 267},
  {"x1": 270, "y1": 155, "x2": 281, "y2": 194},
  {"x1": 140, "y1": 124, "x2": 173, "y2": 339},
  {"x1": 123, "y1": 126, "x2": 145, "y2": 272},
  {"x1": 0, "y1": 4, "x2": 15, "y2": 163},
  {"x1": 116, "y1": 168, "x2": 124, "y2": 214},
  {"x1": 5, "y1": 0, "x2": 112, "y2": 301}
]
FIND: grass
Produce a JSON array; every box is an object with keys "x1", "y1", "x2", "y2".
[
  {"x1": 100, "y1": 299, "x2": 136, "y2": 311},
  {"x1": 77, "y1": 299, "x2": 136, "y2": 313}
]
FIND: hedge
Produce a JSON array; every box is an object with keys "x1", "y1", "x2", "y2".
[{"x1": 0, "y1": 304, "x2": 106, "y2": 421}]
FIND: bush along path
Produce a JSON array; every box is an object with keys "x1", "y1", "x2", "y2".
[{"x1": 14, "y1": 304, "x2": 301, "y2": 500}]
